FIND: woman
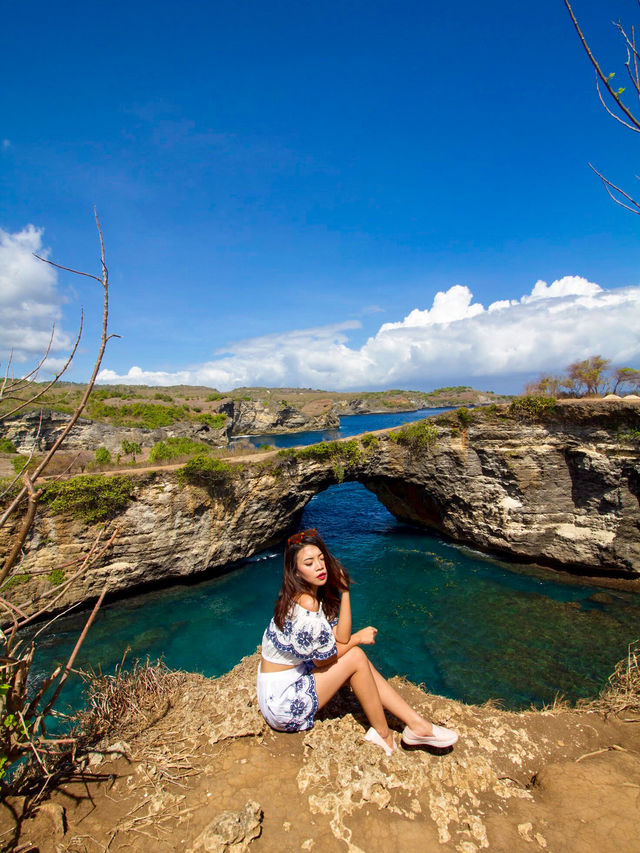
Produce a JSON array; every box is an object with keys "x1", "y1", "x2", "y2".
[{"x1": 256, "y1": 528, "x2": 458, "y2": 755}]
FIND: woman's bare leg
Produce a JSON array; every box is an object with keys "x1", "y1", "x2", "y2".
[
  {"x1": 313, "y1": 647, "x2": 394, "y2": 749},
  {"x1": 367, "y1": 661, "x2": 434, "y2": 736}
]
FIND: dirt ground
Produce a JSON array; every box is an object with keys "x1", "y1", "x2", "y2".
[{"x1": 2, "y1": 652, "x2": 640, "y2": 853}]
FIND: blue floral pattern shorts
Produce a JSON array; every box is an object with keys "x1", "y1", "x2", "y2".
[{"x1": 257, "y1": 661, "x2": 318, "y2": 732}]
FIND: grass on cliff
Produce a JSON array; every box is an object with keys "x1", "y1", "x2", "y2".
[
  {"x1": 584, "y1": 640, "x2": 640, "y2": 719},
  {"x1": 388, "y1": 419, "x2": 438, "y2": 450},
  {"x1": 175, "y1": 455, "x2": 233, "y2": 491},
  {"x1": 508, "y1": 396, "x2": 558, "y2": 419},
  {"x1": 40, "y1": 475, "x2": 135, "y2": 522}
]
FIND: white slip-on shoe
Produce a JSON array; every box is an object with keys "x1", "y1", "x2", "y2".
[
  {"x1": 364, "y1": 727, "x2": 395, "y2": 756},
  {"x1": 401, "y1": 724, "x2": 458, "y2": 749}
]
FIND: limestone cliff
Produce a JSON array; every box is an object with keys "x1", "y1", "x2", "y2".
[
  {"x1": 219, "y1": 398, "x2": 340, "y2": 435},
  {"x1": 2, "y1": 400, "x2": 639, "y2": 620},
  {"x1": 2, "y1": 409, "x2": 230, "y2": 455}
]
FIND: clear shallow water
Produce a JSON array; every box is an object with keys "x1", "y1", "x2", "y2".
[
  {"x1": 31, "y1": 483, "x2": 640, "y2": 720},
  {"x1": 234, "y1": 407, "x2": 451, "y2": 449}
]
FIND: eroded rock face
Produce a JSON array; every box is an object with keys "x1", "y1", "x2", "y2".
[
  {"x1": 2, "y1": 401, "x2": 639, "y2": 620},
  {"x1": 221, "y1": 399, "x2": 339, "y2": 435},
  {"x1": 2, "y1": 410, "x2": 229, "y2": 454}
]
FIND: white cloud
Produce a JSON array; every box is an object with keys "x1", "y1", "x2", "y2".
[
  {"x1": 379, "y1": 284, "x2": 484, "y2": 331},
  {"x1": 0, "y1": 225, "x2": 72, "y2": 367},
  {"x1": 98, "y1": 275, "x2": 640, "y2": 390},
  {"x1": 520, "y1": 275, "x2": 602, "y2": 304}
]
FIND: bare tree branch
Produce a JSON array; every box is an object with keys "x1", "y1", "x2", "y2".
[
  {"x1": 0, "y1": 208, "x2": 115, "y2": 530},
  {"x1": 589, "y1": 163, "x2": 640, "y2": 214},
  {"x1": 565, "y1": 0, "x2": 640, "y2": 132},
  {"x1": 0, "y1": 314, "x2": 83, "y2": 420}
]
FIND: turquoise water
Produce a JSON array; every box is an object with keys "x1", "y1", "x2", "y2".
[
  {"x1": 31, "y1": 482, "x2": 640, "y2": 718},
  {"x1": 235, "y1": 407, "x2": 451, "y2": 449}
]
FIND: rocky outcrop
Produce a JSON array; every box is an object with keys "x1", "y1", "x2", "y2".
[
  {"x1": 2, "y1": 400, "x2": 639, "y2": 620},
  {"x1": 6, "y1": 650, "x2": 640, "y2": 853},
  {"x1": 1, "y1": 410, "x2": 230, "y2": 454},
  {"x1": 219, "y1": 399, "x2": 339, "y2": 435}
]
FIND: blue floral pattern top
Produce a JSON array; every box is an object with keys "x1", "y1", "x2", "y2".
[{"x1": 262, "y1": 602, "x2": 338, "y2": 664}]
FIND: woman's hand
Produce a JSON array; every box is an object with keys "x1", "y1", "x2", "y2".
[{"x1": 354, "y1": 626, "x2": 378, "y2": 645}]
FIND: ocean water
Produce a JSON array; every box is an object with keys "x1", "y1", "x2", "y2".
[
  {"x1": 235, "y1": 407, "x2": 452, "y2": 449},
  {"x1": 30, "y1": 482, "x2": 640, "y2": 719}
]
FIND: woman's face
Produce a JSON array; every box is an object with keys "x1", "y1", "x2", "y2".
[{"x1": 295, "y1": 544, "x2": 327, "y2": 587}]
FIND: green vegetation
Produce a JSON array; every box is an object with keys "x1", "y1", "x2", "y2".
[
  {"x1": 508, "y1": 396, "x2": 557, "y2": 419},
  {"x1": 205, "y1": 393, "x2": 224, "y2": 402},
  {"x1": 149, "y1": 436, "x2": 211, "y2": 463},
  {"x1": 197, "y1": 413, "x2": 227, "y2": 429},
  {"x1": 47, "y1": 568, "x2": 65, "y2": 586},
  {"x1": 90, "y1": 388, "x2": 135, "y2": 401},
  {"x1": 618, "y1": 428, "x2": 640, "y2": 443},
  {"x1": 0, "y1": 438, "x2": 17, "y2": 454},
  {"x1": 1, "y1": 573, "x2": 29, "y2": 591},
  {"x1": 388, "y1": 420, "x2": 438, "y2": 450},
  {"x1": 86, "y1": 401, "x2": 190, "y2": 429},
  {"x1": 361, "y1": 433, "x2": 380, "y2": 449},
  {"x1": 153, "y1": 392, "x2": 174, "y2": 402},
  {"x1": 176, "y1": 455, "x2": 232, "y2": 490},
  {"x1": 11, "y1": 456, "x2": 28, "y2": 475},
  {"x1": 94, "y1": 447, "x2": 112, "y2": 465},
  {"x1": 40, "y1": 475, "x2": 134, "y2": 522},
  {"x1": 121, "y1": 439, "x2": 141, "y2": 460},
  {"x1": 457, "y1": 407, "x2": 473, "y2": 426}
]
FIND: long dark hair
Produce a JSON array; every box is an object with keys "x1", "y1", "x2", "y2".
[{"x1": 273, "y1": 529, "x2": 350, "y2": 629}]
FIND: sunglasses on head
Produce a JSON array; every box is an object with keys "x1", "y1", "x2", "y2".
[{"x1": 287, "y1": 528, "x2": 319, "y2": 545}]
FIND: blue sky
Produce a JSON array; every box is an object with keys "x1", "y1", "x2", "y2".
[{"x1": 2, "y1": 0, "x2": 640, "y2": 392}]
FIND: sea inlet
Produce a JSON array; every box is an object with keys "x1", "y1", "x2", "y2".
[{"x1": 32, "y1": 477, "x2": 639, "y2": 716}]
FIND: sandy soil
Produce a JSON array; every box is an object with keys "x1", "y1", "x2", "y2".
[{"x1": 2, "y1": 652, "x2": 639, "y2": 853}]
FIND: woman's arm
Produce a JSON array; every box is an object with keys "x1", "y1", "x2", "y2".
[
  {"x1": 335, "y1": 626, "x2": 378, "y2": 658},
  {"x1": 333, "y1": 589, "x2": 352, "y2": 644}
]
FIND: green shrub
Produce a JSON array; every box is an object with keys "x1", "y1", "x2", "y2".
[
  {"x1": 618, "y1": 428, "x2": 640, "y2": 443},
  {"x1": 47, "y1": 568, "x2": 65, "y2": 586},
  {"x1": 508, "y1": 396, "x2": 557, "y2": 419},
  {"x1": 485, "y1": 404, "x2": 499, "y2": 416},
  {"x1": 153, "y1": 393, "x2": 174, "y2": 402},
  {"x1": 205, "y1": 393, "x2": 224, "y2": 402},
  {"x1": 457, "y1": 407, "x2": 473, "y2": 426},
  {"x1": 297, "y1": 439, "x2": 361, "y2": 466},
  {"x1": 197, "y1": 413, "x2": 227, "y2": 429},
  {"x1": 389, "y1": 420, "x2": 438, "y2": 450},
  {"x1": 149, "y1": 437, "x2": 210, "y2": 463},
  {"x1": 121, "y1": 439, "x2": 141, "y2": 459},
  {"x1": 94, "y1": 447, "x2": 112, "y2": 465},
  {"x1": 0, "y1": 438, "x2": 17, "y2": 454},
  {"x1": 361, "y1": 433, "x2": 379, "y2": 449},
  {"x1": 176, "y1": 455, "x2": 232, "y2": 490},
  {"x1": 40, "y1": 475, "x2": 134, "y2": 522}
]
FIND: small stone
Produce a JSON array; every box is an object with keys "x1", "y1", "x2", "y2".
[
  {"x1": 283, "y1": 821, "x2": 292, "y2": 832},
  {"x1": 187, "y1": 800, "x2": 262, "y2": 853},
  {"x1": 38, "y1": 802, "x2": 66, "y2": 837},
  {"x1": 518, "y1": 822, "x2": 533, "y2": 842},
  {"x1": 301, "y1": 841, "x2": 315, "y2": 851},
  {"x1": 534, "y1": 833, "x2": 548, "y2": 848}
]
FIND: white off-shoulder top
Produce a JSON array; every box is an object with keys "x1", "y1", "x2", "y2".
[{"x1": 261, "y1": 602, "x2": 338, "y2": 665}]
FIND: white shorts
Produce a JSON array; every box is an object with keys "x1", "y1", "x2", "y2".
[{"x1": 256, "y1": 661, "x2": 318, "y2": 732}]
